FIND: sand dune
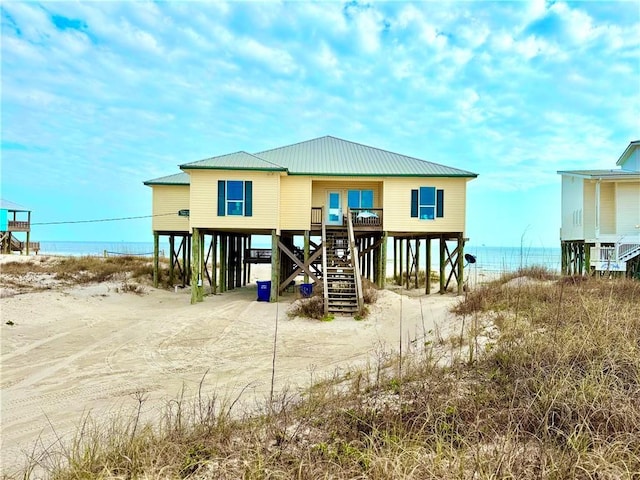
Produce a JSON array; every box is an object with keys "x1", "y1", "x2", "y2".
[{"x1": 0, "y1": 258, "x2": 465, "y2": 474}]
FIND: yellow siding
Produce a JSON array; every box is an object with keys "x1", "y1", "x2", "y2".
[
  {"x1": 600, "y1": 182, "x2": 615, "y2": 234},
  {"x1": 583, "y1": 181, "x2": 596, "y2": 239},
  {"x1": 151, "y1": 185, "x2": 190, "y2": 232},
  {"x1": 311, "y1": 179, "x2": 383, "y2": 210},
  {"x1": 383, "y1": 177, "x2": 468, "y2": 233},
  {"x1": 616, "y1": 181, "x2": 640, "y2": 235},
  {"x1": 280, "y1": 176, "x2": 312, "y2": 231},
  {"x1": 188, "y1": 170, "x2": 280, "y2": 230},
  {"x1": 560, "y1": 175, "x2": 584, "y2": 240}
]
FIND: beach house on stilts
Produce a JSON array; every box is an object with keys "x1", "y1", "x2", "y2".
[
  {"x1": 558, "y1": 140, "x2": 640, "y2": 278},
  {"x1": 1, "y1": 199, "x2": 39, "y2": 255},
  {"x1": 145, "y1": 136, "x2": 477, "y2": 312}
]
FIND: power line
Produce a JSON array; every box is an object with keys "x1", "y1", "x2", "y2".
[{"x1": 32, "y1": 212, "x2": 176, "y2": 226}]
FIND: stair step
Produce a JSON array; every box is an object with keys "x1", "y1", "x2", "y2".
[{"x1": 328, "y1": 301, "x2": 358, "y2": 307}]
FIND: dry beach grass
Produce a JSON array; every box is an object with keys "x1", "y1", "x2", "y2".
[{"x1": 2, "y1": 257, "x2": 639, "y2": 479}]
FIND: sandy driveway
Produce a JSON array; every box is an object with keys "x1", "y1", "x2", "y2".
[{"x1": 0, "y1": 277, "x2": 461, "y2": 474}]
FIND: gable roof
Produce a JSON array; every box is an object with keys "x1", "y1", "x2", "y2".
[
  {"x1": 254, "y1": 136, "x2": 477, "y2": 177},
  {"x1": 143, "y1": 172, "x2": 190, "y2": 186},
  {"x1": 169, "y1": 136, "x2": 477, "y2": 178},
  {"x1": 181, "y1": 151, "x2": 286, "y2": 171},
  {"x1": 616, "y1": 140, "x2": 640, "y2": 168},
  {"x1": 1, "y1": 199, "x2": 30, "y2": 211}
]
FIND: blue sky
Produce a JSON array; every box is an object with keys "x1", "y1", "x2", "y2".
[{"x1": 1, "y1": 1, "x2": 638, "y2": 247}]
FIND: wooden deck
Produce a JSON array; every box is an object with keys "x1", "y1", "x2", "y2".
[
  {"x1": 7, "y1": 221, "x2": 30, "y2": 232},
  {"x1": 311, "y1": 207, "x2": 383, "y2": 231}
]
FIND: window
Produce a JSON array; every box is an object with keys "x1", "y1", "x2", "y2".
[
  {"x1": 218, "y1": 180, "x2": 253, "y2": 217},
  {"x1": 348, "y1": 189, "x2": 373, "y2": 209},
  {"x1": 411, "y1": 187, "x2": 444, "y2": 220}
]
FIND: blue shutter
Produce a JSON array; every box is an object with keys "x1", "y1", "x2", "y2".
[
  {"x1": 436, "y1": 189, "x2": 444, "y2": 218},
  {"x1": 217, "y1": 180, "x2": 225, "y2": 216},
  {"x1": 244, "y1": 181, "x2": 253, "y2": 217},
  {"x1": 411, "y1": 189, "x2": 418, "y2": 218}
]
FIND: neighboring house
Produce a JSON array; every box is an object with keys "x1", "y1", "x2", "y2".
[
  {"x1": 145, "y1": 136, "x2": 478, "y2": 311},
  {"x1": 558, "y1": 140, "x2": 640, "y2": 277},
  {"x1": 0, "y1": 199, "x2": 39, "y2": 255}
]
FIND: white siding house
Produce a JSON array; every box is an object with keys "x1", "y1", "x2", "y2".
[{"x1": 558, "y1": 141, "x2": 640, "y2": 276}]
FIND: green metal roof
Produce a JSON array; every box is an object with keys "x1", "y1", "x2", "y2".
[
  {"x1": 180, "y1": 151, "x2": 286, "y2": 171},
  {"x1": 143, "y1": 172, "x2": 190, "y2": 186},
  {"x1": 145, "y1": 136, "x2": 478, "y2": 185},
  {"x1": 255, "y1": 136, "x2": 477, "y2": 177}
]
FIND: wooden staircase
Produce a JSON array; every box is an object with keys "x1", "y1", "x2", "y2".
[{"x1": 325, "y1": 230, "x2": 359, "y2": 314}]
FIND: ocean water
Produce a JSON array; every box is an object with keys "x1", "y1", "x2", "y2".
[
  {"x1": 36, "y1": 239, "x2": 561, "y2": 273},
  {"x1": 38, "y1": 241, "x2": 169, "y2": 257}
]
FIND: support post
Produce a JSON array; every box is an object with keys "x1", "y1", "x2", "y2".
[
  {"x1": 393, "y1": 237, "x2": 397, "y2": 283},
  {"x1": 439, "y1": 236, "x2": 446, "y2": 294},
  {"x1": 405, "y1": 239, "x2": 410, "y2": 289},
  {"x1": 304, "y1": 231, "x2": 310, "y2": 283},
  {"x1": 457, "y1": 233, "x2": 464, "y2": 295},
  {"x1": 425, "y1": 237, "x2": 431, "y2": 294},
  {"x1": 169, "y1": 235, "x2": 175, "y2": 285},
  {"x1": 220, "y1": 234, "x2": 227, "y2": 293},
  {"x1": 414, "y1": 239, "x2": 420, "y2": 289},
  {"x1": 271, "y1": 230, "x2": 280, "y2": 302},
  {"x1": 378, "y1": 232, "x2": 387, "y2": 288},
  {"x1": 26, "y1": 211, "x2": 31, "y2": 255},
  {"x1": 584, "y1": 243, "x2": 591, "y2": 275},
  {"x1": 399, "y1": 238, "x2": 403, "y2": 286},
  {"x1": 191, "y1": 228, "x2": 204, "y2": 304},
  {"x1": 212, "y1": 233, "x2": 218, "y2": 294},
  {"x1": 153, "y1": 232, "x2": 159, "y2": 288}
]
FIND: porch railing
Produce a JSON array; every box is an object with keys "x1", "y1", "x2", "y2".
[
  {"x1": 320, "y1": 207, "x2": 329, "y2": 315},
  {"x1": 311, "y1": 207, "x2": 323, "y2": 227},
  {"x1": 346, "y1": 209, "x2": 364, "y2": 313},
  {"x1": 590, "y1": 234, "x2": 640, "y2": 272},
  {"x1": 7, "y1": 221, "x2": 30, "y2": 232},
  {"x1": 349, "y1": 208, "x2": 383, "y2": 228}
]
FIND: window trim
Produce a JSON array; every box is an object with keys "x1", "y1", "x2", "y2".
[
  {"x1": 347, "y1": 189, "x2": 374, "y2": 210},
  {"x1": 411, "y1": 187, "x2": 444, "y2": 220},
  {"x1": 217, "y1": 180, "x2": 253, "y2": 217}
]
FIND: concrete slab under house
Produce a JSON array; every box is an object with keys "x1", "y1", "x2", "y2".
[{"x1": 144, "y1": 136, "x2": 479, "y2": 314}]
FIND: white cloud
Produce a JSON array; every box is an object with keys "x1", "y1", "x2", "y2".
[
  {"x1": 235, "y1": 37, "x2": 299, "y2": 75},
  {"x1": 354, "y1": 7, "x2": 385, "y2": 54},
  {"x1": 1, "y1": 1, "x2": 637, "y2": 245}
]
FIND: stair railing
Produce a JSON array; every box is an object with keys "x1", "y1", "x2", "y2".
[
  {"x1": 616, "y1": 234, "x2": 640, "y2": 262},
  {"x1": 321, "y1": 207, "x2": 329, "y2": 315},
  {"x1": 347, "y1": 208, "x2": 364, "y2": 313}
]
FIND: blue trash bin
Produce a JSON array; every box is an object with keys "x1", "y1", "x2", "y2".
[
  {"x1": 257, "y1": 281, "x2": 271, "y2": 302},
  {"x1": 300, "y1": 283, "x2": 313, "y2": 298}
]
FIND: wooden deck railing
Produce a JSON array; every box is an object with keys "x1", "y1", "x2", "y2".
[
  {"x1": 311, "y1": 207, "x2": 383, "y2": 230},
  {"x1": 311, "y1": 207, "x2": 323, "y2": 227},
  {"x1": 245, "y1": 248, "x2": 272, "y2": 264},
  {"x1": 349, "y1": 208, "x2": 383, "y2": 229},
  {"x1": 7, "y1": 221, "x2": 30, "y2": 232},
  {"x1": 346, "y1": 209, "x2": 364, "y2": 313},
  {"x1": 320, "y1": 207, "x2": 329, "y2": 315}
]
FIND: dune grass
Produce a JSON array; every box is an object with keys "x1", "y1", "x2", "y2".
[
  {"x1": 9, "y1": 269, "x2": 640, "y2": 479},
  {"x1": 0, "y1": 255, "x2": 172, "y2": 291}
]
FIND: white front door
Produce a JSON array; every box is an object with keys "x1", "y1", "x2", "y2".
[{"x1": 327, "y1": 191, "x2": 342, "y2": 225}]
